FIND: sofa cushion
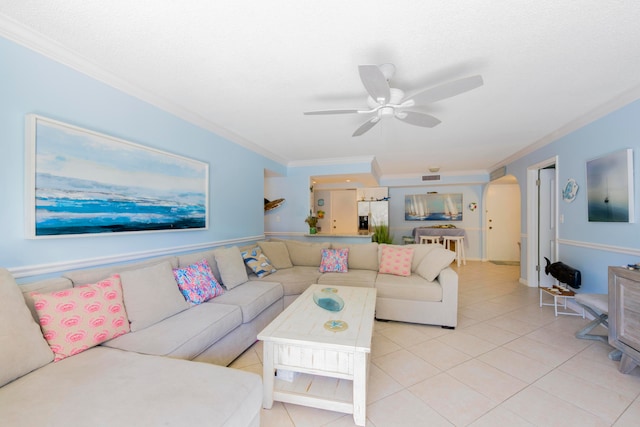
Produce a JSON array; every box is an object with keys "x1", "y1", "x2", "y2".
[
  {"x1": 416, "y1": 246, "x2": 456, "y2": 281},
  {"x1": 0, "y1": 346, "x2": 262, "y2": 427},
  {"x1": 119, "y1": 261, "x2": 189, "y2": 332},
  {"x1": 283, "y1": 240, "x2": 330, "y2": 266},
  {"x1": 379, "y1": 245, "x2": 414, "y2": 277},
  {"x1": 102, "y1": 303, "x2": 242, "y2": 359},
  {"x1": 173, "y1": 259, "x2": 225, "y2": 305},
  {"x1": 31, "y1": 275, "x2": 130, "y2": 362},
  {"x1": 0, "y1": 268, "x2": 54, "y2": 387},
  {"x1": 319, "y1": 248, "x2": 349, "y2": 273},
  {"x1": 250, "y1": 266, "x2": 322, "y2": 296},
  {"x1": 177, "y1": 249, "x2": 223, "y2": 284},
  {"x1": 405, "y1": 244, "x2": 440, "y2": 272},
  {"x1": 208, "y1": 281, "x2": 283, "y2": 323},
  {"x1": 214, "y1": 246, "x2": 249, "y2": 289},
  {"x1": 241, "y1": 246, "x2": 277, "y2": 278},
  {"x1": 317, "y1": 269, "x2": 377, "y2": 288},
  {"x1": 332, "y1": 242, "x2": 379, "y2": 271},
  {"x1": 375, "y1": 273, "x2": 443, "y2": 302},
  {"x1": 258, "y1": 241, "x2": 293, "y2": 269},
  {"x1": 19, "y1": 277, "x2": 73, "y2": 323},
  {"x1": 63, "y1": 256, "x2": 179, "y2": 286}
]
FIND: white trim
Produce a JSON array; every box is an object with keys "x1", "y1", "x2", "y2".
[
  {"x1": 558, "y1": 239, "x2": 640, "y2": 257},
  {"x1": 0, "y1": 14, "x2": 288, "y2": 166},
  {"x1": 8, "y1": 236, "x2": 263, "y2": 279},
  {"x1": 288, "y1": 156, "x2": 376, "y2": 168},
  {"x1": 526, "y1": 156, "x2": 559, "y2": 288},
  {"x1": 488, "y1": 84, "x2": 640, "y2": 172},
  {"x1": 382, "y1": 169, "x2": 489, "y2": 181}
]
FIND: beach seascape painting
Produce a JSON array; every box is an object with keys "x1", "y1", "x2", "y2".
[
  {"x1": 586, "y1": 148, "x2": 634, "y2": 223},
  {"x1": 405, "y1": 193, "x2": 463, "y2": 221},
  {"x1": 26, "y1": 115, "x2": 208, "y2": 238}
]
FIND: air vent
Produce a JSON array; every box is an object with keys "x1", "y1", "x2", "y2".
[{"x1": 422, "y1": 175, "x2": 441, "y2": 181}]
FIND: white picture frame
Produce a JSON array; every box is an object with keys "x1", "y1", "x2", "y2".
[{"x1": 25, "y1": 115, "x2": 209, "y2": 238}]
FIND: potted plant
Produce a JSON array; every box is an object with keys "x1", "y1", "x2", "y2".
[
  {"x1": 372, "y1": 223, "x2": 394, "y2": 244},
  {"x1": 305, "y1": 215, "x2": 319, "y2": 234}
]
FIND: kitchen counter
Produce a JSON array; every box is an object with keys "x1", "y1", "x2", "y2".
[{"x1": 306, "y1": 232, "x2": 373, "y2": 238}]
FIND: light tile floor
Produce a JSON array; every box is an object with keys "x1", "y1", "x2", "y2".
[{"x1": 230, "y1": 261, "x2": 640, "y2": 426}]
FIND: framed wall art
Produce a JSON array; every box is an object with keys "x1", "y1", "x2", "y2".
[
  {"x1": 25, "y1": 115, "x2": 209, "y2": 238},
  {"x1": 586, "y1": 148, "x2": 634, "y2": 223},
  {"x1": 405, "y1": 193, "x2": 463, "y2": 221}
]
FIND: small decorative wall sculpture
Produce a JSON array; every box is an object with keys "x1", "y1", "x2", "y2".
[
  {"x1": 405, "y1": 193, "x2": 463, "y2": 221},
  {"x1": 586, "y1": 149, "x2": 634, "y2": 222},
  {"x1": 562, "y1": 179, "x2": 579, "y2": 203},
  {"x1": 26, "y1": 115, "x2": 209, "y2": 237}
]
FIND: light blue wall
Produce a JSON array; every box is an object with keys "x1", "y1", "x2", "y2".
[
  {"x1": 506, "y1": 99, "x2": 640, "y2": 293},
  {"x1": 388, "y1": 185, "x2": 485, "y2": 258},
  {"x1": 0, "y1": 36, "x2": 284, "y2": 277},
  {"x1": 264, "y1": 160, "x2": 374, "y2": 234}
]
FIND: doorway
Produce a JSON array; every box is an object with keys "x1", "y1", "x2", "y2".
[
  {"x1": 485, "y1": 175, "x2": 521, "y2": 263},
  {"x1": 526, "y1": 156, "x2": 559, "y2": 287},
  {"x1": 314, "y1": 189, "x2": 357, "y2": 234}
]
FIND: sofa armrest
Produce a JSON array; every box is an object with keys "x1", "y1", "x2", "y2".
[{"x1": 438, "y1": 267, "x2": 458, "y2": 305}]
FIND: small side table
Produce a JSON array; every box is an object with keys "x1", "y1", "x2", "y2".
[{"x1": 539, "y1": 286, "x2": 585, "y2": 317}]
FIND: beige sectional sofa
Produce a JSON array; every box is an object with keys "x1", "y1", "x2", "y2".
[
  {"x1": 1, "y1": 246, "x2": 284, "y2": 427},
  {"x1": 252, "y1": 240, "x2": 459, "y2": 328},
  {"x1": 0, "y1": 239, "x2": 458, "y2": 426}
]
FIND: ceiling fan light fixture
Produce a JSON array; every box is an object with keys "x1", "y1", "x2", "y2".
[
  {"x1": 378, "y1": 63, "x2": 396, "y2": 81},
  {"x1": 379, "y1": 106, "x2": 395, "y2": 117},
  {"x1": 304, "y1": 64, "x2": 483, "y2": 137}
]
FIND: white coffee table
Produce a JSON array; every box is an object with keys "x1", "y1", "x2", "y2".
[{"x1": 258, "y1": 284, "x2": 376, "y2": 426}]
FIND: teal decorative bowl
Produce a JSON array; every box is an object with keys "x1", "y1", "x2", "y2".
[{"x1": 313, "y1": 289, "x2": 345, "y2": 312}]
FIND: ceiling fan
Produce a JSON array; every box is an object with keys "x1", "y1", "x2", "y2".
[{"x1": 304, "y1": 64, "x2": 483, "y2": 136}]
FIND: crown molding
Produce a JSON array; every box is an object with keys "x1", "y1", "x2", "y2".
[
  {"x1": 489, "y1": 84, "x2": 640, "y2": 172},
  {"x1": 0, "y1": 15, "x2": 288, "y2": 167},
  {"x1": 288, "y1": 155, "x2": 376, "y2": 168}
]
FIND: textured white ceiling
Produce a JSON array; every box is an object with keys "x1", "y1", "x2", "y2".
[{"x1": 2, "y1": 1, "x2": 640, "y2": 180}]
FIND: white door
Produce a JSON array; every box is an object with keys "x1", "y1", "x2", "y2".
[
  {"x1": 487, "y1": 180, "x2": 521, "y2": 261},
  {"x1": 330, "y1": 190, "x2": 357, "y2": 234},
  {"x1": 538, "y1": 168, "x2": 556, "y2": 287}
]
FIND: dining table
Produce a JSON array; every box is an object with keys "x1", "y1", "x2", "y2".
[{"x1": 412, "y1": 226, "x2": 466, "y2": 244}]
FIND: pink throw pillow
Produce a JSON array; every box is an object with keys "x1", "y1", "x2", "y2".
[
  {"x1": 379, "y1": 246, "x2": 414, "y2": 277},
  {"x1": 173, "y1": 259, "x2": 225, "y2": 304},
  {"x1": 31, "y1": 275, "x2": 130, "y2": 362},
  {"x1": 319, "y1": 248, "x2": 349, "y2": 273}
]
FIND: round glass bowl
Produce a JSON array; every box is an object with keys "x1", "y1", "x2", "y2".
[{"x1": 313, "y1": 288, "x2": 345, "y2": 312}]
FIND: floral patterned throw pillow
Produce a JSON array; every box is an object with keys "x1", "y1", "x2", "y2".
[
  {"x1": 173, "y1": 259, "x2": 224, "y2": 304},
  {"x1": 319, "y1": 248, "x2": 349, "y2": 273}
]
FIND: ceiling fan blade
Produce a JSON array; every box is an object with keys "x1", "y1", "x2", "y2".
[
  {"x1": 303, "y1": 109, "x2": 360, "y2": 115},
  {"x1": 359, "y1": 65, "x2": 390, "y2": 104},
  {"x1": 352, "y1": 117, "x2": 380, "y2": 137},
  {"x1": 405, "y1": 75, "x2": 483, "y2": 105},
  {"x1": 396, "y1": 111, "x2": 441, "y2": 128}
]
